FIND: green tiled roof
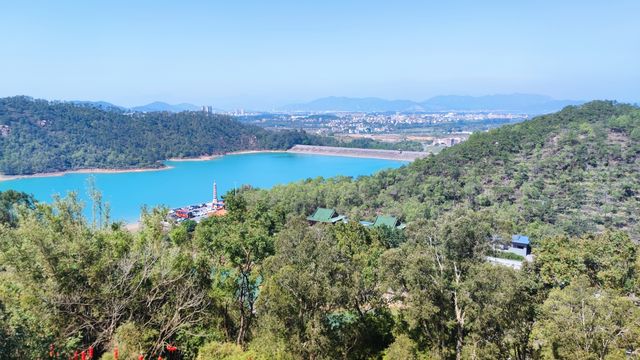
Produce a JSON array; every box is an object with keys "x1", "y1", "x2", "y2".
[
  {"x1": 307, "y1": 207, "x2": 337, "y2": 222},
  {"x1": 373, "y1": 215, "x2": 400, "y2": 228}
]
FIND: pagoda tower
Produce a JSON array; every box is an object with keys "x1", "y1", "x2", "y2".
[{"x1": 213, "y1": 181, "x2": 218, "y2": 206}]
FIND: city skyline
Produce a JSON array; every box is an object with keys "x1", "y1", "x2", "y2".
[{"x1": 1, "y1": 0, "x2": 638, "y2": 109}]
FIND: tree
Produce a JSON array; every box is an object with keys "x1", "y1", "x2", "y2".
[
  {"x1": 531, "y1": 277, "x2": 640, "y2": 359},
  {"x1": 0, "y1": 190, "x2": 35, "y2": 226},
  {"x1": 535, "y1": 232, "x2": 637, "y2": 291},
  {"x1": 257, "y1": 220, "x2": 339, "y2": 359},
  {"x1": 460, "y1": 263, "x2": 540, "y2": 360},
  {"x1": 195, "y1": 194, "x2": 277, "y2": 346},
  {"x1": 380, "y1": 210, "x2": 493, "y2": 360},
  {"x1": 257, "y1": 219, "x2": 393, "y2": 359},
  {"x1": 382, "y1": 335, "x2": 421, "y2": 360},
  {"x1": 0, "y1": 194, "x2": 212, "y2": 358}
]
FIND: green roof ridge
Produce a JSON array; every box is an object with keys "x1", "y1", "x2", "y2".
[{"x1": 373, "y1": 215, "x2": 399, "y2": 228}]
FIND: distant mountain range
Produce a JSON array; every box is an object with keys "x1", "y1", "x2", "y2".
[
  {"x1": 70, "y1": 94, "x2": 585, "y2": 114},
  {"x1": 0, "y1": 96, "x2": 320, "y2": 175},
  {"x1": 130, "y1": 101, "x2": 201, "y2": 113},
  {"x1": 72, "y1": 100, "x2": 201, "y2": 113},
  {"x1": 72, "y1": 100, "x2": 126, "y2": 112},
  {"x1": 282, "y1": 94, "x2": 585, "y2": 114}
]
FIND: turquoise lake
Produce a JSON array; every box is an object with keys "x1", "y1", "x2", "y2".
[{"x1": 0, "y1": 152, "x2": 405, "y2": 223}]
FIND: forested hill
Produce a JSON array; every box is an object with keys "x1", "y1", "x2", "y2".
[
  {"x1": 2, "y1": 101, "x2": 640, "y2": 358},
  {"x1": 260, "y1": 100, "x2": 640, "y2": 240},
  {"x1": 0, "y1": 96, "x2": 314, "y2": 175},
  {"x1": 410, "y1": 100, "x2": 640, "y2": 238}
]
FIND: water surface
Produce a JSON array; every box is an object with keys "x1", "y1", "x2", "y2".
[{"x1": 0, "y1": 153, "x2": 404, "y2": 222}]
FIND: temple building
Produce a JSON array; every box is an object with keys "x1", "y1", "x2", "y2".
[{"x1": 307, "y1": 207, "x2": 347, "y2": 224}]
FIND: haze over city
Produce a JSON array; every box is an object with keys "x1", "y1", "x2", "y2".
[{"x1": 1, "y1": 0, "x2": 638, "y2": 109}]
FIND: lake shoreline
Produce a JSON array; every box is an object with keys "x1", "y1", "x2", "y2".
[
  {"x1": 226, "y1": 150, "x2": 286, "y2": 156},
  {"x1": 0, "y1": 166, "x2": 174, "y2": 182},
  {"x1": 166, "y1": 150, "x2": 286, "y2": 162},
  {"x1": 0, "y1": 147, "x2": 410, "y2": 182},
  {"x1": 0, "y1": 151, "x2": 273, "y2": 182},
  {"x1": 287, "y1": 145, "x2": 427, "y2": 162},
  {"x1": 1, "y1": 150, "x2": 404, "y2": 222},
  {"x1": 166, "y1": 155, "x2": 221, "y2": 162}
]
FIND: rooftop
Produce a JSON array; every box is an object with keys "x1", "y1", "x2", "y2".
[
  {"x1": 511, "y1": 234, "x2": 530, "y2": 245},
  {"x1": 371, "y1": 215, "x2": 406, "y2": 229},
  {"x1": 307, "y1": 207, "x2": 345, "y2": 223},
  {"x1": 373, "y1": 215, "x2": 400, "y2": 228}
]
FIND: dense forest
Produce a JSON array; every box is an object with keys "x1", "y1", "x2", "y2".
[
  {"x1": 0, "y1": 96, "x2": 303, "y2": 174},
  {"x1": 0, "y1": 96, "x2": 415, "y2": 176},
  {"x1": 259, "y1": 100, "x2": 640, "y2": 240},
  {"x1": 1, "y1": 101, "x2": 640, "y2": 359}
]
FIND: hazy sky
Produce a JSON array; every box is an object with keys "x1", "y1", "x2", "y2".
[{"x1": 0, "y1": 0, "x2": 638, "y2": 109}]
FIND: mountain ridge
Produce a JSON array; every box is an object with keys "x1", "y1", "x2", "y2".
[
  {"x1": 130, "y1": 101, "x2": 200, "y2": 113},
  {"x1": 0, "y1": 96, "x2": 310, "y2": 175},
  {"x1": 71, "y1": 100, "x2": 202, "y2": 113},
  {"x1": 0, "y1": 96, "x2": 414, "y2": 175},
  {"x1": 264, "y1": 100, "x2": 640, "y2": 240},
  {"x1": 282, "y1": 93, "x2": 585, "y2": 113}
]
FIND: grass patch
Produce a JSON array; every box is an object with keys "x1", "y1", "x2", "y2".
[{"x1": 488, "y1": 249, "x2": 525, "y2": 261}]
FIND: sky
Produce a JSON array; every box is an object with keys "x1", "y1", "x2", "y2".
[{"x1": 0, "y1": 0, "x2": 638, "y2": 109}]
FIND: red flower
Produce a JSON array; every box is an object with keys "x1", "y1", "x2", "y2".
[{"x1": 88, "y1": 346, "x2": 94, "y2": 359}]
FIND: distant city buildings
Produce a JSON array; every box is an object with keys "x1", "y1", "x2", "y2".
[
  {"x1": 236, "y1": 111, "x2": 528, "y2": 136},
  {"x1": 201, "y1": 106, "x2": 249, "y2": 116},
  {"x1": 433, "y1": 137, "x2": 463, "y2": 147}
]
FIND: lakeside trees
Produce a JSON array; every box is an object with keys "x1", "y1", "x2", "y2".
[
  {"x1": 249, "y1": 101, "x2": 640, "y2": 241},
  {"x1": 0, "y1": 195, "x2": 214, "y2": 358},
  {"x1": 0, "y1": 96, "x2": 315, "y2": 175},
  {"x1": 0, "y1": 190, "x2": 35, "y2": 226},
  {"x1": 531, "y1": 277, "x2": 640, "y2": 359},
  {"x1": 0, "y1": 101, "x2": 639, "y2": 358},
  {"x1": 0, "y1": 96, "x2": 422, "y2": 176},
  {"x1": 2, "y1": 193, "x2": 639, "y2": 359},
  {"x1": 256, "y1": 220, "x2": 393, "y2": 359}
]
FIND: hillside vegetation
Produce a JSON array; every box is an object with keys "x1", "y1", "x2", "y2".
[
  {"x1": 0, "y1": 96, "x2": 317, "y2": 175},
  {"x1": 0, "y1": 96, "x2": 423, "y2": 175},
  {"x1": 1, "y1": 101, "x2": 640, "y2": 359},
  {"x1": 258, "y1": 100, "x2": 640, "y2": 240}
]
